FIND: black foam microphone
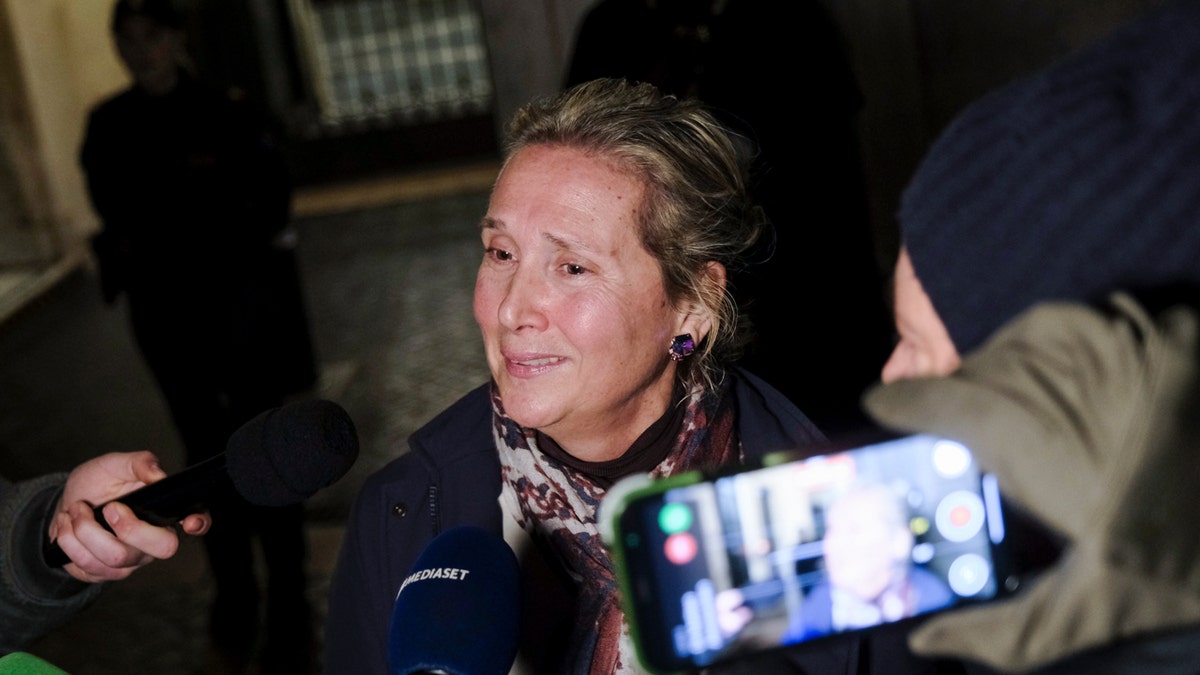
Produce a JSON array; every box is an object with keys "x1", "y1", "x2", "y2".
[
  {"x1": 388, "y1": 526, "x2": 522, "y2": 675},
  {"x1": 44, "y1": 399, "x2": 358, "y2": 567}
]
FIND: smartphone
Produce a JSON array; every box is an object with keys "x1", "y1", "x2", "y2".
[{"x1": 599, "y1": 433, "x2": 1014, "y2": 674}]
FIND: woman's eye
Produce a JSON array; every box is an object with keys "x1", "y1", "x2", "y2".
[
  {"x1": 485, "y1": 247, "x2": 514, "y2": 262},
  {"x1": 564, "y1": 263, "x2": 586, "y2": 275}
]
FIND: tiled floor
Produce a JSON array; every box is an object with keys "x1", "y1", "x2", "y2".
[{"x1": 0, "y1": 165, "x2": 498, "y2": 674}]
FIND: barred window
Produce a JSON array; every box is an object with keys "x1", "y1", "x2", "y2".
[{"x1": 287, "y1": 0, "x2": 493, "y2": 133}]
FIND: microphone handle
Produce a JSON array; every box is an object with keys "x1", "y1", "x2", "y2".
[{"x1": 42, "y1": 454, "x2": 230, "y2": 568}]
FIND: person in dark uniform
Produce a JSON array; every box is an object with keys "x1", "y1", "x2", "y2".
[{"x1": 79, "y1": 1, "x2": 318, "y2": 672}]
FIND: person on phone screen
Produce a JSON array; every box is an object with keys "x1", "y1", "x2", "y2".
[
  {"x1": 783, "y1": 481, "x2": 952, "y2": 643},
  {"x1": 860, "y1": 1, "x2": 1200, "y2": 673}
]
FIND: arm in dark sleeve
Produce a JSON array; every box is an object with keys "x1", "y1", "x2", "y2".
[{"x1": 0, "y1": 474, "x2": 101, "y2": 653}]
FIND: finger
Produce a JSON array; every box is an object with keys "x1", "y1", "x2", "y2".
[
  {"x1": 101, "y1": 501, "x2": 180, "y2": 561},
  {"x1": 51, "y1": 509, "x2": 88, "y2": 570},
  {"x1": 179, "y1": 512, "x2": 211, "y2": 536},
  {"x1": 59, "y1": 503, "x2": 138, "y2": 583},
  {"x1": 61, "y1": 452, "x2": 150, "y2": 508},
  {"x1": 70, "y1": 502, "x2": 154, "y2": 570},
  {"x1": 47, "y1": 500, "x2": 66, "y2": 542},
  {"x1": 126, "y1": 450, "x2": 168, "y2": 485}
]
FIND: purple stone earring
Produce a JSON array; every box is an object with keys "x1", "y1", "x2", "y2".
[{"x1": 668, "y1": 334, "x2": 695, "y2": 362}]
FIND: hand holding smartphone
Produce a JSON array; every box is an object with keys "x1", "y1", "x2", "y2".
[{"x1": 600, "y1": 433, "x2": 1015, "y2": 674}]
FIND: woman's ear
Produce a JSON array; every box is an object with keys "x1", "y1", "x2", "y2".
[{"x1": 678, "y1": 261, "x2": 726, "y2": 343}]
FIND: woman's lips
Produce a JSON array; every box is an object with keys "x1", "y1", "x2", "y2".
[{"x1": 503, "y1": 353, "x2": 565, "y2": 377}]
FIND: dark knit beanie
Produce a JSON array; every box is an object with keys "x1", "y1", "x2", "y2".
[{"x1": 898, "y1": 0, "x2": 1200, "y2": 354}]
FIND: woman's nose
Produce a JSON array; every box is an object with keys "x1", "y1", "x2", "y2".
[{"x1": 496, "y1": 268, "x2": 548, "y2": 332}]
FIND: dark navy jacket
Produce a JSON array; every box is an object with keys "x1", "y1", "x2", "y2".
[{"x1": 322, "y1": 369, "x2": 920, "y2": 674}]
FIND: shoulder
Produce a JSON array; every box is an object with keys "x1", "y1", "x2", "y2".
[
  {"x1": 334, "y1": 384, "x2": 500, "y2": 602},
  {"x1": 408, "y1": 384, "x2": 494, "y2": 460},
  {"x1": 1007, "y1": 291, "x2": 1197, "y2": 355},
  {"x1": 729, "y1": 367, "x2": 828, "y2": 459},
  {"x1": 86, "y1": 88, "x2": 140, "y2": 124},
  {"x1": 345, "y1": 383, "x2": 498, "y2": 535},
  {"x1": 909, "y1": 566, "x2": 954, "y2": 606},
  {"x1": 353, "y1": 384, "x2": 494, "y2": 504},
  {"x1": 959, "y1": 292, "x2": 1199, "y2": 414},
  {"x1": 787, "y1": 581, "x2": 833, "y2": 640}
]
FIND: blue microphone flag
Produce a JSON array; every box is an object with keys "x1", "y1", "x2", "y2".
[{"x1": 388, "y1": 525, "x2": 521, "y2": 675}]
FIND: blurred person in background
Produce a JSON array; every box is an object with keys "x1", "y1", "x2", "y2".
[{"x1": 79, "y1": 0, "x2": 319, "y2": 671}]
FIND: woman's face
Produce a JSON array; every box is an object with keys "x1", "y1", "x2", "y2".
[
  {"x1": 474, "y1": 144, "x2": 703, "y2": 460},
  {"x1": 880, "y1": 247, "x2": 961, "y2": 383}
]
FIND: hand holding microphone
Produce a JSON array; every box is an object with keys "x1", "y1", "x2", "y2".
[
  {"x1": 389, "y1": 526, "x2": 522, "y2": 675},
  {"x1": 44, "y1": 399, "x2": 358, "y2": 573},
  {"x1": 48, "y1": 451, "x2": 212, "y2": 583}
]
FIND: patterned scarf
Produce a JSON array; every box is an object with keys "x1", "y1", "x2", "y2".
[{"x1": 494, "y1": 379, "x2": 739, "y2": 674}]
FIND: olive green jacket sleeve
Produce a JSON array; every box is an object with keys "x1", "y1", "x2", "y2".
[{"x1": 862, "y1": 292, "x2": 1200, "y2": 672}]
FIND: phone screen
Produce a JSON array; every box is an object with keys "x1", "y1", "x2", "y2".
[{"x1": 609, "y1": 434, "x2": 1008, "y2": 673}]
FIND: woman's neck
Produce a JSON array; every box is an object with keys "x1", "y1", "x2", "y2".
[{"x1": 535, "y1": 382, "x2": 687, "y2": 482}]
